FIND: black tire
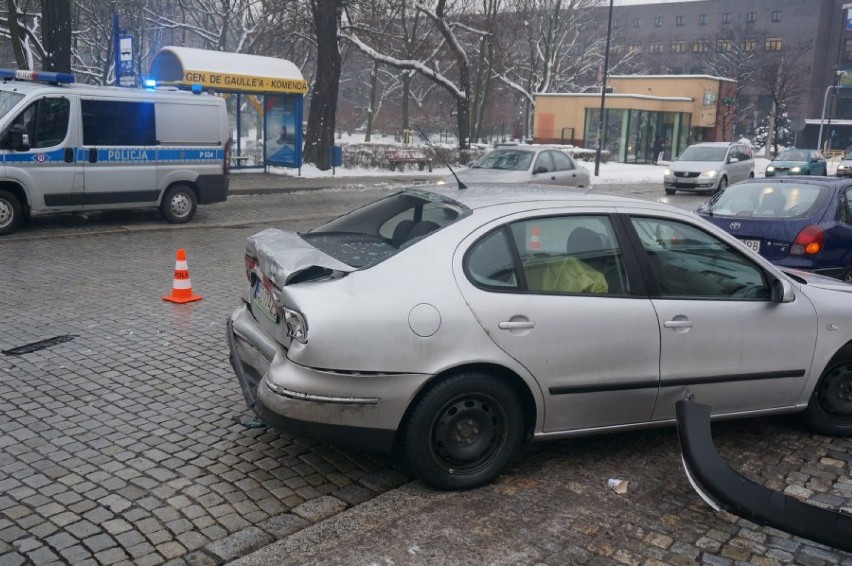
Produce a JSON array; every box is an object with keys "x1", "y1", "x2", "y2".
[
  {"x1": 402, "y1": 372, "x2": 524, "y2": 490},
  {"x1": 748, "y1": 172, "x2": 755, "y2": 179},
  {"x1": 716, "y1": 176, "x2": 728, "y2": 192},
  {"x1": 160, "y1": 184, "x2": 197, "y2": 224},
  {"x1": 0, "y1": 189, "x2": 22, "y2": 235},
  {"x1": 842, "y1": 265, "x2": 852, "y2": 283},
  {"x1": 804, "y1": 346, "x2": 852, "y2": 436},
  {"x1": 665, "y1": 188, "x2": 676, "y2": 195}
]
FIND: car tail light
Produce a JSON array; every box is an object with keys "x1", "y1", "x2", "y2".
[
  {"x1": 245, "y1": 255, "x2": 258, "y2": 282},
  {"x1": 790, "y1": 225, "x2": 825, "y2": 255},
  {"x1": 282, "y1": 308, "x2": 308, "y2": 343}
]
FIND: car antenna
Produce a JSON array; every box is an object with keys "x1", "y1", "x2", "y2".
[{"x1": 414, "y1": 124, "x2": 467, "y2": 189}]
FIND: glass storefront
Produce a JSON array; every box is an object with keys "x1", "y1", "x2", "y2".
[{"x1": 584, "y1": 108, "x2": 691, "y2": 163}]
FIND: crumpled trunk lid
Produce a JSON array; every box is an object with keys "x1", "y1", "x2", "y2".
[{"x1": 246, "y1": 228, "x2": 356, "y2": 288}]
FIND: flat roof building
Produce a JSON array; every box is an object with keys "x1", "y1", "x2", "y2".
[{"x1": 534, "y1": 75, "x2": 737, "y2": 163}]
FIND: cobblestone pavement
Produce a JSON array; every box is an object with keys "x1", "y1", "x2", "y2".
[{"x1": 0, "y1": 188, "x2": 850, "y2": 566}]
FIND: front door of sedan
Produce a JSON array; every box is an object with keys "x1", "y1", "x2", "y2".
[
  {"x1": 627, "y1": 216, "x2": 818, "y2": 421},
  {"x1": 456, "y1": 212, "x2": 662, "y2": 433}
]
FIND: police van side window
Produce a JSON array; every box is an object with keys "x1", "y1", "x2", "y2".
[
  {"x1": 82, "y1": 100, "x2": 156, "y2": 146},
  {"x1": 9, "y1": 97, "x2": 70, "y2": 148}
]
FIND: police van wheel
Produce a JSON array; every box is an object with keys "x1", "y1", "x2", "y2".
[
  {"x1": 161, "y1": 185, "x2": 197, "y2": 224},
  {"x1": 0, "y1": 189, "x2": 22, "y2": 235}
]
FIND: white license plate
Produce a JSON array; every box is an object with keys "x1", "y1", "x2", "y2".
[
  {"x1": 740, "y1": 239, "x2": 761, "y2": 253},
  {"x1": 678, "y1": 178, "x2": 695, "y2": 184},
  {"x1": 252, "y1": 281, "x2": 279, "y2": 322}
]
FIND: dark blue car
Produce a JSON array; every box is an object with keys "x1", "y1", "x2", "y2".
[{"x1": 696, "y1": 177, "x2": 852, "y2": 281}]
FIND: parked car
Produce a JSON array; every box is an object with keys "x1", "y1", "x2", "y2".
[
  {"x1": 765, "y1": 149, "x2": 827, "y2": 177},
  {"x1": 228, "y1": 184, "x2": 852, "y2": 491},
  {"x1": 835, "y1": 148, "x2": 852, "y2": 177},
  {"x1": 696, "y1": 177, "x2": 852, "y2": 280},
  {"x1": 445, "y1": 146, "x2": 591, "y2": 188},
  {"x1": 663, "y1": 141, "x2": 754, "y2": 195}
]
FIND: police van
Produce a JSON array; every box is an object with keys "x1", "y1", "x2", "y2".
[{"x1": 0, "y1": 69, "x2": 230, "y2": 235}]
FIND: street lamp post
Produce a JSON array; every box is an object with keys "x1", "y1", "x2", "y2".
[
  {"x1": 817, "y1": 70, "x2": 846, "y2": 155},
  {"x1": 594, "y1": 0, "x2": 614, "y2": 177}
]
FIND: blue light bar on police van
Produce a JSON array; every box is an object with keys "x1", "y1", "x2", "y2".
[{"x1": 0, "y1": 69, "x2": 75, "y2": 84}]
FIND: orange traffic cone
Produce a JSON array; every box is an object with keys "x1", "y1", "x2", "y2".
[
  {"x1": 529, "y1": 225, "x2": 541, "y2": 250},
  {"x1": 162, "y1": 249, "x2": 203, "y2": 304}
]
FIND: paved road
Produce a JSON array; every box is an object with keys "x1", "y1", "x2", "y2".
[{"x1": 0, "y1": 180, "x2": 849, "y2": 565}]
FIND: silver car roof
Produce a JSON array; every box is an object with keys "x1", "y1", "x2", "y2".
[{"x1": 408, "y1": 183, "x2": 656, "y2": 211}]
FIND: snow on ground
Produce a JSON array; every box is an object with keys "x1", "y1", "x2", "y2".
[{"x1": 253, "y1": 157, "x2": 779, "y2": 184}]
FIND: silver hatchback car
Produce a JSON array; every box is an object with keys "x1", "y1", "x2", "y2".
[
  {"x1": 227, "y1": 185, "x2": 852, "y2": 490},
  {"x1": 664, "y1": 142, "x2": 755, "y2": 194}
]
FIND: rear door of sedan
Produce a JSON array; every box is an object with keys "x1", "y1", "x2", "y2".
[
  {"x1": 455, "y1": 209, "x2": 662, "y2": 433},
  {"x1": 624, "y1": 215, "x2": 818, "y2": 420}
]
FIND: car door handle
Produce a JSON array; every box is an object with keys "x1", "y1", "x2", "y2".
[
  {"x1": 664, "y1": 320, "x2": 694, "y2": 329},
  {"x1": 498, "y1": 321, "x2": 535, "y2": 330}
]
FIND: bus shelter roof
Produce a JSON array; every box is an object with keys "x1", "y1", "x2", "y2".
[{"x1": 149, "y1": 46, "x2": 307, "y2": 95}]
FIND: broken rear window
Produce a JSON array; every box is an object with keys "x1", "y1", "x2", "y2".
[{"x1": 303, "y1": 191, "x2": 469, "y2": 268}]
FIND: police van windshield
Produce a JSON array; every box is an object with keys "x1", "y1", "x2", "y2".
[{"x1": 0, "y1": 91, "x2": 24, "y2": 121}]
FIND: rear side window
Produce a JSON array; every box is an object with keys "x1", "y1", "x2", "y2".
[
  {"x1": 465, "y1": 215, "x2": 630, "y2": 295},
  {"x1": 82, "y1": 99, "x2": 156, "y2": 146}
]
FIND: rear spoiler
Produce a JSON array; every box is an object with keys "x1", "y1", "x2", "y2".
[{"x1": 675, "y1": 399, "x2": 852, "y2": 553}]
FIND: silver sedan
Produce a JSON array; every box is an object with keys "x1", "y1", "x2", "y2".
[
  {"x1": 227, "y1": 185, "x2": 852, "y2": 490},
  {"x1": 443, "y1": 146, "x2": 592, "y2": 188}
]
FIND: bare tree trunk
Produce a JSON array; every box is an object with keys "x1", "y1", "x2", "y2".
[
  {"x1": 7, "y1": 0, "x2": 29, "y2": 69},
  {"x1": 303, "y1": 0, "x2": 342, "y2": 170},
  {"x1": 365, "y1": 60, "x2": 379, "y2": 142},
  {"x1": 41, "y1": 0, "x2": 72, "y2": 73},
  {"x1": 401, "y1": 71, "x2": 411, "y2": 132}
]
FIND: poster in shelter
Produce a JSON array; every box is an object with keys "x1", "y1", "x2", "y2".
[{"x1": 264, "y1": 94, "x2": 301, "y2": 167}]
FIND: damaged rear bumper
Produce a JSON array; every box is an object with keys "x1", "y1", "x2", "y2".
[
  {"x1": 675, "y1": 399, "x2": 852, "y2": 553},
  {"x1": 226, "y1": 304, "x2": 430, "y2": 454}
]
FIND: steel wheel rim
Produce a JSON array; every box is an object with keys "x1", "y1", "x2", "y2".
[
  {"x1": 817, "y1": 363, "x2": 852, "y2": 421},
  {"x1": 170, "y1": 193, "x2": 191, "y2": 218},
  {"x1": 430, "y1": 393, "x2": 507, "y2": 475},
  {"x1": 0, "y1": 199, "x2": 12, "y2": 229}
]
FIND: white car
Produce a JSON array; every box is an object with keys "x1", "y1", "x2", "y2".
[
  {"x1": 445, "y1": 146, "x2": 591, "y2": 188},
  {"x1": 664, "y1": 142, "x2": 754, "y2": 195},
  {"x1": 227, "y1": 184, "x2": 852, "y2": 490}
]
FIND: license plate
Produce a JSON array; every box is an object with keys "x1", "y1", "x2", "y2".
[
  {"x1": 740, "y1": 239, "x2": 761, "y2": 253},
  {"x1": 679, "y1": 178, "x2": 695, "y2": 184},
  {"x1": 252, "y1": 281, "x2": 279, "y2": 322}
]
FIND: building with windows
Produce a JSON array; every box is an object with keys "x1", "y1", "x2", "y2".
[
  {"x1": 589, "y1": 0, "x2": 852, "y2": 149},
  {"x1": 533, "y1": 75, "x2": 736, "y2": 164}
]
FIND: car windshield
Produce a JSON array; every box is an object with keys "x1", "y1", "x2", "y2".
[
  {"x1": 303, "y1": 191, "x2": 469, "y2": 268},
  {"x1": 0, "y1": 90, "x2": 24, "y2": 121},
  {"x1": 775, "y1": 150, "x2": 811, "y2": 162},
  {"x1": 677, "y1": 146, "x2": 728, "y2": 162},
  {"x1": 700, "y1": 183, "x2": 830, "y2": 219},
  {"x1": 473, "y1": 149, "x2": 534, "y2": 171}
]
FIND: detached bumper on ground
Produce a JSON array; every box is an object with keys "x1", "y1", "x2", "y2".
[{"x1": 675, "y1": 398, "x2": 852, "y2": 553}]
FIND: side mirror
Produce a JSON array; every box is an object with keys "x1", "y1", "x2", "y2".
[
  {"x1": 728, "y1": 157, "x2": 739, "y2": 164},
  {"x1": 533, "y1": 166, "x2": 548, "y2": 174},
  {"x1": 771, "y1": 277, "x2": 795, "y2": 304},
  {"x1": 8, "y1": 125, "x2": 30, "y2": 151}
]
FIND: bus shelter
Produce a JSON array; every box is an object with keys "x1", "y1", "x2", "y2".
[{"x1": 149, "y1": 46, "x2": 307, "y2": 170}]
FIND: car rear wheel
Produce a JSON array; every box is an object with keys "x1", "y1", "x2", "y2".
[
  {"x1": 402, "y1": 372, "x2": 524, "y2": 490},
  {"x1": 161, "y1": 184, "x2": 198, "y2": 224},
  {"x1": 665, "y1": 188, "x2": 676, "y2": 195},
  {"x1": 0, "y1": 189, "x2": 22, "y2": 235},
  {"x1": 804, "y1": 346, "x2": 852, "y2": 436}
]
